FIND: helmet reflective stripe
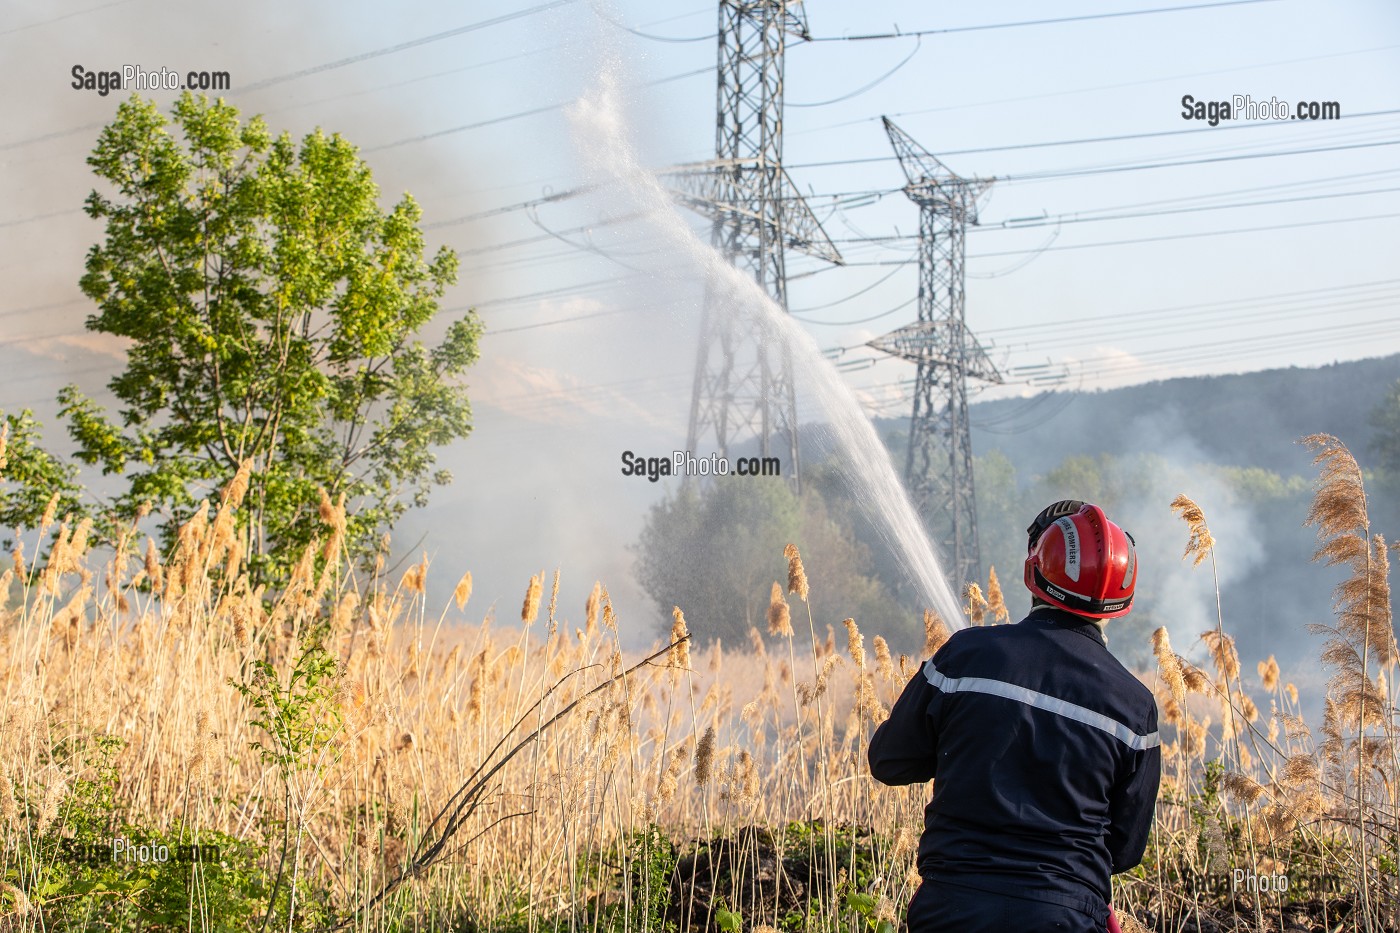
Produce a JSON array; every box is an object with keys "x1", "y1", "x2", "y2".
[
  {"x1": 1040, "y1": 576, "x2": 1092, "y2": 602},
  {"x1": 1121, "y1": 545, "x2": 1136, "y2": 591},
  {"x1": 1032, "y1": 566, "x2": 1132, "y2": 617},
  {"x1": 1054, "y1": 516, "x2": 1081, "y2": 582}
]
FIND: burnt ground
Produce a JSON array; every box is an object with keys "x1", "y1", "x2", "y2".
[
  {"x1": 664, "y1": 825, "x2": 856, "y2": 932},
  {"x1": 652, "y1": 823, "x2": 1381, "y2": 933},
  {"x1": 1123, "y1": 899, "x2": 1362, "y2": 932}
]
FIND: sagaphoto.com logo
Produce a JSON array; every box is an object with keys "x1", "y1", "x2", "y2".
[
  {"x1": 1181, "y1": 93, "x2": 1341, "y2": 126},
  {"x1": 72, "y1": 64, "x2": 231, "y2": 97}
]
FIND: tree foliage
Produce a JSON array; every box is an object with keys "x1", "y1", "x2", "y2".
[
  {"x1": 0, "y1": 410, "x2": 85, "y2": 550},
  {"x1": 1371, "y1": 379, "x2": 1400, "y2": 474},
  {"x1": 634, "y1": 476, "x2": 909, "y2": 647},
  {"x1": 64, "y1": 93, "x2": 480, "y2": 582}
]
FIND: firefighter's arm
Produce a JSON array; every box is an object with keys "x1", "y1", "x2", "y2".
[
  {"x1": 867, "y1": 659, "x2": 942, "y2": 786},
  {"x1": 1106, "y1": 707, "x2": 1162, "y2": 873}
]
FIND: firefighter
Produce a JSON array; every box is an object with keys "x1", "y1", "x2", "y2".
[{"x1": 868, "y1": 500, "x2": 1160, "y2": 933}]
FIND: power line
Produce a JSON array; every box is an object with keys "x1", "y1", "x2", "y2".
[
  {"x1": 784, "y1": 108, "x2": 1400, "y2": 171},
  {"x1": 242, "y1": 0, "x2": 580, "y2": 92},
  {"x1": 0, "y1": 0, "x2": 134, "y2": 38},
  {"x1": 793, "y1": 43, "x2": 1399, "y2": 138},
  {"x1": 810, "y1": 182, "x2": 1400, "y2": 245},
  {"x1": 433, "y1": 165, "x2": 1400, "y2": 284},
  {"x1": 984, "y1": 278, "x2": 1400, "y2": 337},
  {"x1": 816, "y1": 278, "x2": 1400, "y2": 359},
  {"x1": 593, "y1": 4, "x2": 715, "y2": 42},
  {"x1": 800, "y1": 295, "x2": 916, "y2": 327},
  {"x1": 0, "y1": 208, "x2": 84, "y2": 229},
  {"x1": 366, "y1": 65, "x2": 713, "y2": 153},
  {"x1": 970, "y1": 209, "x2": 1400, "y2": 259},
  {"x1": 702, "y1": 137, "x2": 1400, "y2": 206},
  {"x1": 812, "y1": 208, "x2": 1400, "y2": 271},
  {"x1": 484, "y1": 308, "x2": 630, "y2": 336},
  {"x1": 803, "y1": 0, "x2": 1279, "y2": 42},
  {"x1": 997, "y1": 293, "x2": 1400, "y2": 354},
  {"x1": 964, "y1": 137, "x2": 1400, "y2": 187},
  {"x1": 788, "y1": 36, "x2": 922, "y2": 108},
  {"x1": 390, "y1": 128, "x2": 1400, "y2": 239},
  {"x1": 789, "y1": 259, "x2": 913, "y2": 312},
  {"x1": 856, "y1": 322, "x2": 1400, "y2": 405},
  {"x1": 0, "y1": 1, "x2": 582, "y2": 153},
  {"x1": 426, "y1": 187, "x2": 595, "y2": 229}
]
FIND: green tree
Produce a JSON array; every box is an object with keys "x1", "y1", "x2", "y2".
[
  {"x1": 63, "y1": 93, "x2": 480, "y2": 582},
  {"x1": 1367, "y1": 379, "x2": 1400, "y2": 529},
  {"x1": 1371, "y1": 379, "x2": 1400, "y2": 473},
  {"x1": 634, "y1": 475, "x2": 910, "y2": 647},
  {"x1": 0, "y1": 409, "x2": 85, "y2": 550}
]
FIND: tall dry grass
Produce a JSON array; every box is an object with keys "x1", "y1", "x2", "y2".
[
  {"x1": 0, "y1": 463, "x2": 929, "y2": 930},
  {"x1": 0, "y1": 432, "x2": 1395, "y2": 932}
]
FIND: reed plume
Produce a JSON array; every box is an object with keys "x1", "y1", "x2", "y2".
[
  {"x1": 454, "y1": 571, "x2": 473, "y2": 611},
  {"x1": 873, "y1": 636, "x2": 894, "y2": 682},
  {"x1": 842, "y1": 618, "x2": 865, "y2": 670},
  {"x1": 1150, "y1": 627, "x2": 1187, "y2": 706},
  {"x1": 669, "y1": 607, "x2": 691, "y2": 670},
  {"x1": 766, "y1": 582, "x2": 793, "y2": 637},
  {"x1": 922, "y1": 609, "x2": 950, "y2": 658},
  {"x1": 1201, "y1": 629, "x2": 1241, "y2": 682},
  {"x1": 963, "y1": 583, "x2": 987, "y2": 626},
  {"x1": 600, "y1": 585, "x2": 617, "y2": 631},
  {"x1": 1302, "y1": 436, "x2": 1395, "y2": 732},
  {"x1": 521, "y1": 572, "x2": 542, "y2": 625},
  {"x1": 986, "y1": 566, "x2": 1009, "y2": 623},
  {"x1": 1169, "y1": 494, "x2": 1215, "y2": 566},
  {"x1": 584, "y1": 581, "x2": 601, "y2": 635},
  {"x1": 783, "y1": 543, "x2": 809, "y2": 601},
  {"x1": 547, "y1": 568, "x2": 560, "y2": 631},
  {"x1": 402, "y1": 555, "x2": 428, "y2": 595},
  {"x1": 1257, "y1": 655, "x2": 1280, "y2": 691},
  {"x1": 39, "y1": 491, "x2": 59, "y2": 531},
  {"x1": 694, "y1": 725, "x2": 715, "y2": 786},
  {"x1": 1302, "y1": 433, "x2": 1369, "y2": 539}
]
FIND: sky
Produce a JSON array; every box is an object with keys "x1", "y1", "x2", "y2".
[{"x1": 1, "y1": 0, "x2": 1398, "y2": 648}]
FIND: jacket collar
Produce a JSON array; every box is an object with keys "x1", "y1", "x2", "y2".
[{"x1": 1025, "y1": 605, "x2": 1108, "y2": 646}]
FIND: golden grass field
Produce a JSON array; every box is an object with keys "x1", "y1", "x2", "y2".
[{"x1": 1, "y1": 432, "x2": 1397, "y2": 932}]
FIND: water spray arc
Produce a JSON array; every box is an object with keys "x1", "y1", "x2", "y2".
[
  {"x1": 667, "y1": 0, "x2": 843, "y2": 490},
  {"x1": 867, "y1": 117, "x2": 1001, "y2": 591},
  {"x1": 567, "y1": 55, "x2": 964, "y2": 627}
]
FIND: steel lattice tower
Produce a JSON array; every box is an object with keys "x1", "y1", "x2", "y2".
[
  {"x1": 867, "y1": 117, "x2": 1000, "y2": 590},
  {"x1": 671, "y1": 0, "x2": 842, "y2": 488}
]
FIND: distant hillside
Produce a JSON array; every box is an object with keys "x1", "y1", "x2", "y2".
[
  {"x1": 844, "y1": 353, "x2": 1400, "y2": 684},
  {"x1": 964, "y1": 353, "x2": 1400, "y2": 477}
]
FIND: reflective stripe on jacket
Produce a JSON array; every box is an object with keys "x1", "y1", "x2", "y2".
[{"x1": 867, "y1": 606, "x2": 1160, "y2": 919}]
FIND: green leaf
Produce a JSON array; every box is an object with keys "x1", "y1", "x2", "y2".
[{"x1": 846, "y1": 891, "x2": 876, "y2": 916}]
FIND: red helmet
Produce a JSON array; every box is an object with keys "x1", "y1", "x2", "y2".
[{"x1": 1023, "y1": 500, "x2": 1137, "y2": 619}]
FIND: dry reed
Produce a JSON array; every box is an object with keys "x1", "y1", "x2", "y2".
[{"x1": 0, "y1": 435, "x2": 1394, "y2": 933}]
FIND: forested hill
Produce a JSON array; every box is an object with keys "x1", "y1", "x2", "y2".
[
  {"x1": 855, "y1": 353, "x2": 1400, "y2": 682},
  {"x1": 965, "y1": 353, "x2": 1400, "y2": 475}
]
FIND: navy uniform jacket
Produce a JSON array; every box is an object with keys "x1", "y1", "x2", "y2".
[{"x1": 868, "y1": 606, "x2": 1160, "y2": 920}]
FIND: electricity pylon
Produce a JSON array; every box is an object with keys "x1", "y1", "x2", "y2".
[
  {"x1": 667, "y1": 0, "x2": 842, "y2": 489},
  {"x1": 867, "y1": 116, "x2": 1000, "y2": 590}
]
